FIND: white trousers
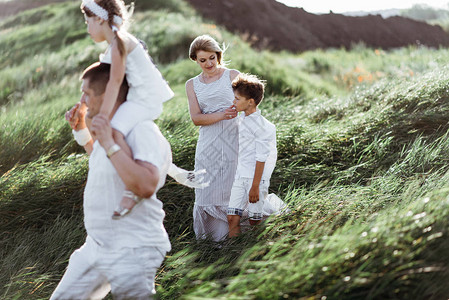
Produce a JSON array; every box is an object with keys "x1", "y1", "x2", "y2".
[
  {"x1": 228, "y1": 178, "x2": 269, "y2": 220},
  {"x1": 50, "y1": 236, "x2": 166, "y2": 300}
]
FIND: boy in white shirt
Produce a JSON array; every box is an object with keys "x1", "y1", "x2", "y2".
[{"x1": 227, "y1": 73, "x2": 277, "y2": 237}]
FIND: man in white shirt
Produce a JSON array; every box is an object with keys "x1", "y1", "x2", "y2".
[
  {"x1": 227, "y1": 73, "x2": 277, "y2": 238},
  {"x1": 51, "y1": 62, "x2": 171, "y2": 299}
]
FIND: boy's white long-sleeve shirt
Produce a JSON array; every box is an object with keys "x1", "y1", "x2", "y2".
[{"x1": 235, "y1": 109, "x2": 277, "y2": 181}]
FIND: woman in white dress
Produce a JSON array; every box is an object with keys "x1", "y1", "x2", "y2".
[{"x1": 185, "y1": 35, "x2": 240, "y2": 242}]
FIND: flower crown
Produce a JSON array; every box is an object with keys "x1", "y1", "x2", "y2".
[{"x1": 82, "y1": 0, "x2": 123, "y2": 25}]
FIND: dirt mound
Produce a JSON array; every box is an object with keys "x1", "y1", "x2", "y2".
[
  {"x1": 0, "y1": 0, "x2": 71, "y2": 20},
  {"x1": 185, "y1": 0, "x2": 449, "y2": 51}
]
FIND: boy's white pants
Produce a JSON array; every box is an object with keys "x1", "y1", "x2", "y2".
[
  {"x1": 50, "y1": 236, "x2": 166, "y2": 300},
  {"x1": 227, "y1": 177, "x2": 269, "y2": 220}
]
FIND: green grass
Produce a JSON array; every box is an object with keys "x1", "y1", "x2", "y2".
[{"x1": 2, "y1": 1, "x2": 449, "y2": 299}]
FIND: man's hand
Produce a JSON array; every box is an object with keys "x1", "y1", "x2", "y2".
[
  {"x1": 90, "y1": 114, "x2": 115, "y2": 150},
  {"x1": 249, "y1": 185, "x2": 260, "y2": 203},
  {"x1": 65, "y1": 102, "x2": 87, "y2": 131}
]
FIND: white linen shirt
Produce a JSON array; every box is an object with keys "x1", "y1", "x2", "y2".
[
  {"x1": 235, "y1": 109, "x2": 277, "y2": 180},
  {"x1": 83, "y1": 120, "x2": 172, "y2": 252}
]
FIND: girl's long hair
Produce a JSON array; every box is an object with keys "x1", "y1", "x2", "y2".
[{"x1": 81, "y1": 0, "x2": 130, "y2": 59}]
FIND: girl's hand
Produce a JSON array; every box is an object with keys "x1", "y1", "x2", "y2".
[{"x1": 224, "y1": 105, "x2": 237, "y2": 120}]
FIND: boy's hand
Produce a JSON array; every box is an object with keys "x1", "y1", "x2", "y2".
[{"x1": 249, "y1": 185, "x2": 259, "y2": 203}]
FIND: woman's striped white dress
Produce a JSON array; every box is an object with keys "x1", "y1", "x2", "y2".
[{"x1": 192, "y1": 68, "x2": 239, "y2": 241}]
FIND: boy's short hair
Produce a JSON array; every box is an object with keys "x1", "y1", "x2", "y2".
[{"x1": 231, "y1": 73, "x2": 265, "y2": 105}]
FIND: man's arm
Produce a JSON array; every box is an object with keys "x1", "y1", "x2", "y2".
[
  {"x1": 90, "y1": 115, "x2": 159, "y2": 198},
  {"x1": 65, "y1": 101, "x2": 93, "y2": 154}
]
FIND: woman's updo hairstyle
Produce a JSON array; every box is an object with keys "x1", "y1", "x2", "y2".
[{"x1": 189, "y1": 35, "x2": 226, "y2": 65}]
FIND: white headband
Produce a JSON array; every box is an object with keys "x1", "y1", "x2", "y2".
[{"x1": 82, "y1": 0, "x2": 123, "y2": 25}]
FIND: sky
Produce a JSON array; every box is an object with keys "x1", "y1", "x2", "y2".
[{"x1": 276, "y1": 0, "x2": 449, "y2": 13}]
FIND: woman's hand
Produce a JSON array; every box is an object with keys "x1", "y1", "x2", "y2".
[{"x1": 223, "y1": 105, "x2": 237, "y2": 120}]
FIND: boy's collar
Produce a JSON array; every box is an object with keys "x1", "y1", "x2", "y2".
[{"x1": 243, "y1": 108, "x2": 261, "y2": 118}]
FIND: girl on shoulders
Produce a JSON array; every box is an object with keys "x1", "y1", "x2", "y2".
[
  {"x1": 80, "y1": 0, "x2": 174, "y2": 217},
  {"x1": 81, "y1": 0, "x2": 173, "y2": 133}
]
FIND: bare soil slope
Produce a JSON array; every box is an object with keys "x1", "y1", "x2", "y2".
[
  {"x1": 186, "y1": 0, "x2": 449, "y2": 51},
  {"x1": 3, "y1": 0, "x2": 449, "y2": 52},
  {"x1": 0, "y1": 0, "x2": 71, "y2": 20}
]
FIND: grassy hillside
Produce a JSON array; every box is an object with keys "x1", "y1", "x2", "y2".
[
  {"x1": 401, "y1": 4, "x2": 449, "y2": 32},
  {"x1": 1, "y1": 1, "x2": 449, "y2": 299}
]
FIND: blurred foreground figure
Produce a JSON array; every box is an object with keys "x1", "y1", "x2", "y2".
[{"x1": 51, "y1": 62, "x2": 171, "y2": 299}]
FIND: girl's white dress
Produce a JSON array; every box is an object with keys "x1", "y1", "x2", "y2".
[
  {"x1": 100, "y1": 36, "x2": 174, "y2": 135},
  {"x1": 192, "y1": 68, "x2": 239, "y2": 241}
]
